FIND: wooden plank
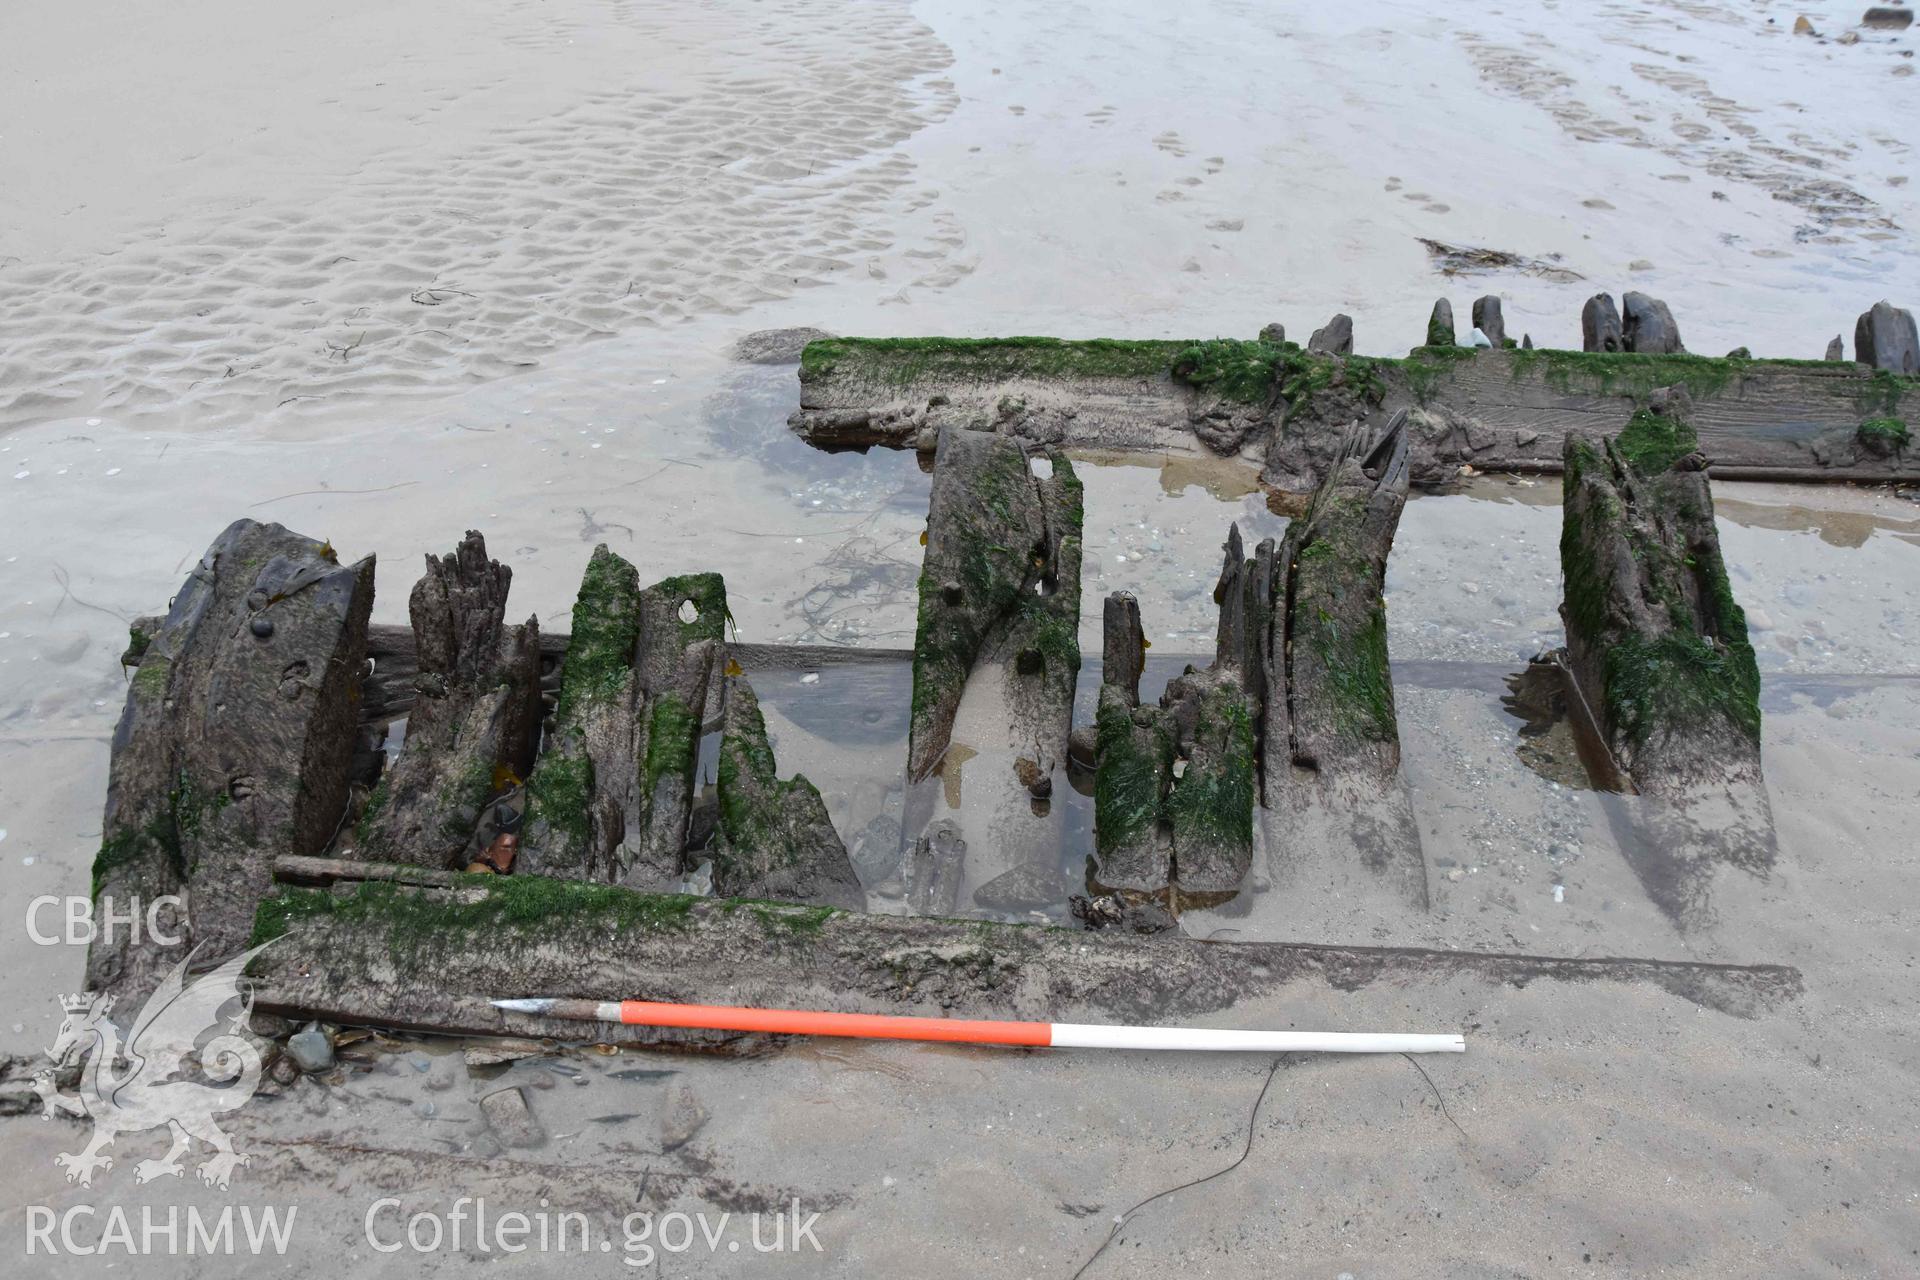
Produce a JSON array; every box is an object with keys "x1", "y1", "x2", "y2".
[
  {"x1": 789, "y1": 340, "x2": 1920, "y2": 491},
  {"x1": 248, "y1": 857, "x2": 1805, "y2": 1035}
]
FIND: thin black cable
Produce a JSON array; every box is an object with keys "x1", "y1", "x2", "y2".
[{"x1": 1069, "y1": 1056, "x2": 1285, "y2": 1279}]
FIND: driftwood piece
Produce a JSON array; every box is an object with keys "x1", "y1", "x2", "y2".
[
  {"x1": 710, "y1": 676, "x2": 864, "y2": 908},
  {"x1": 354, "y1": 532, "x2": 541, "y2": 867},
  {"x1": 792, "y1": 338, "x2": 1920, "y2": 491},
  {"x1": 245, "y1": 858, "x2": 1804, "y2": 1032},
  {"x1": 1263, "y1": 415, "x2": 1428, "y2": 908},
  {"x1": 1088, "y1": 532, "x2": 1265, "y2": 909},
  {"x1": 908, "y1": 425, "x2": 1082, "y2": 787},
  {"x1": 1559, "y1": 389, "x2": 1775, "y2": 928},
  {"x1": 90, "y1": 519, "x2": 373, "y2": 998}
]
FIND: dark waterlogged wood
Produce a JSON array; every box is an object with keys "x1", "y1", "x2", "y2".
[
  {"x1": 354, "y1": 532, "x2": 541, "y2": 868},
  {"x1": 1558, "y1": 388, "x2": 1775, "y2": 929},
  {"x1": 1263, "y1": 415, "x2": 1428, "y2": 908},
  {"x1": 245, "y1": 857, "x2": 1804, "y2": 1035},
  {"x1": 91, "y1": 519, "x2": 374, "y2": 999}
]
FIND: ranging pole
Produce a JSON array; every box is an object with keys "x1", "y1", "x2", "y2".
[{"x1": 490, "y1": 998, "x2": 1465, "y2": 1054}]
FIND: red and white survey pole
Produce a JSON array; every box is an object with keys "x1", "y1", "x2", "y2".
[{"x1": 490, "y1": 998, "x2": 1465, "y2": 1054}]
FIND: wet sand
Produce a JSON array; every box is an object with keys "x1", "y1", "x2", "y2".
[{"x1": 3, "y1": 0, "x2": 1920, "y2": 1274}]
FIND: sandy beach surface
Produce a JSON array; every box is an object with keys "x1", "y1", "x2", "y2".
[{"x1": 2, "y1": 0, "x2": 1918, "y2": 1274}]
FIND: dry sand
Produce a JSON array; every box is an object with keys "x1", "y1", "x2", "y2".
[{"x1": 2, "y1": 0, "x2": 1919, "y2": 1274}]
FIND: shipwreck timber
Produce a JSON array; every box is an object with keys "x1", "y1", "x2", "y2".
[
  {"x1": 518, "y1": 551, "x2": 726, "y2": 888},
  {"x1": 91, "y1": 519, "x2": 374, "y2": 1001},
  {"x1": 247, "y1": 857, "x2": 1803, "y2": 1036},
  {"x1": 353, "y1": 531, "x2": 542, "y2": 869},
  {"x1": 1088, "y1": 530, "x2": 1264, "y2": 910},
  {"x1": 1262, "y1": 414, "x2": 1428, "y2": 911},
  {"x1": 88, "y1": 319, "x2": 1834, "y2": 1042},
  {"x1": 788, "y1": 299, "x2": 1920, "y2": 493},
  {"x1": 1554, "y1": 388, "x2": 1776, "y2": 929},
  {"x1": 908, "y1": 424, "x2": 1082, "y2": 787}
]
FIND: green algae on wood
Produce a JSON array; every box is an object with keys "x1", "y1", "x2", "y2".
[
  {"x1": 1261, "y1": 415, "x2": 1428, "y2": 909},
  {"x1": 800, "y1": 336, "x2": 1189, "y2": 388},
  {"x1": 908, "y1": 426, "x2": 1082, "y2": 785},
  {"x1": 1857, "y1": 416, "x2": 1910, "y2": 456},
  {"x1": 1560, "y1": 396, "x2": 1761, "y2": 756},
  {"x1": 1162, "y1": 673, "x2": 1257, "y2": 896},
  {"x1": 520, "y1": 544, "x2": 642, "y2": 879},
  {"x1": 1556, "y1": 389, "x2": 1774, "y2": 927},
  {"x1": 251, "y1": 875, "x2": 701, "y2": 956},
  {"x1": 1088, "y1": 531, "x2": 1266, "y2": 905},
  {"x1": 551, "y1": 545, "x2": 642, "y2": 723},
  {"x1": 711, "y1": 676, "x2": 864, "y2": 908},
  {"x1": 627, "y1": 573, "x2": 729, "y2": 886},
  {"x1": 1089, "y1": 683, "x2": 1176, "y2": 894}
]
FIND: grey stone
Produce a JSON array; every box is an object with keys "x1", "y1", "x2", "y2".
[
  {"x1": 1067, "y1": 723, "x2": 1096, "y2": 770},
  {"x1": 1622, "y1": 292, "x2": 1685, "y2": 353},
  {"x1": 1257, "y1": 322, "x2": 1286, "y2": 345},
  {"x1": 1426, "y1": 299, "x2": 1455, "y2": 348},
  {"x1": 286, "y1": 1024, "x2": 334, "y2": 1074},
  {"x1": 1471, "y1": 296, "x2": 1506, "y2": 348},
  {"x1": 1582, "y1": 294, "x2": 1624, "y2": 353},
  {"x1": 971, "y1": 862, "x2": 1067, "y2": 913},
  {"x1": 1854, "y1": 300, "x2": 1919, "y2": 374},
  {"x1": 1863, "y1": 8, "x2": 1913, "y2": 30},
  {"x1": 659, "y1": 1085, "x2": 709, "y2": 1152},
  {"x1": 1825, "y1": 335, "x2": 1846, "y2": 361},
  {"x1": 480, "y1": 1086, "x2": 545, "y2": 1149},
  {"x1": 1307, "y1": 314, "x2": 1353, "y2": 356},
  {"x1": 1725, "y1": 347, "x2": 1751, "y2": 360}
]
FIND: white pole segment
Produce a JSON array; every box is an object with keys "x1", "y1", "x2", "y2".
[{"x1": 1048, "y1": 1024, "x2": 1465, "y2": 1054}]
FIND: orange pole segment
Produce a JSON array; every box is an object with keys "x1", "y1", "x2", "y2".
[{"x1": 616, "y1": 1000, "x2": 1053, "y2": 1046}]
